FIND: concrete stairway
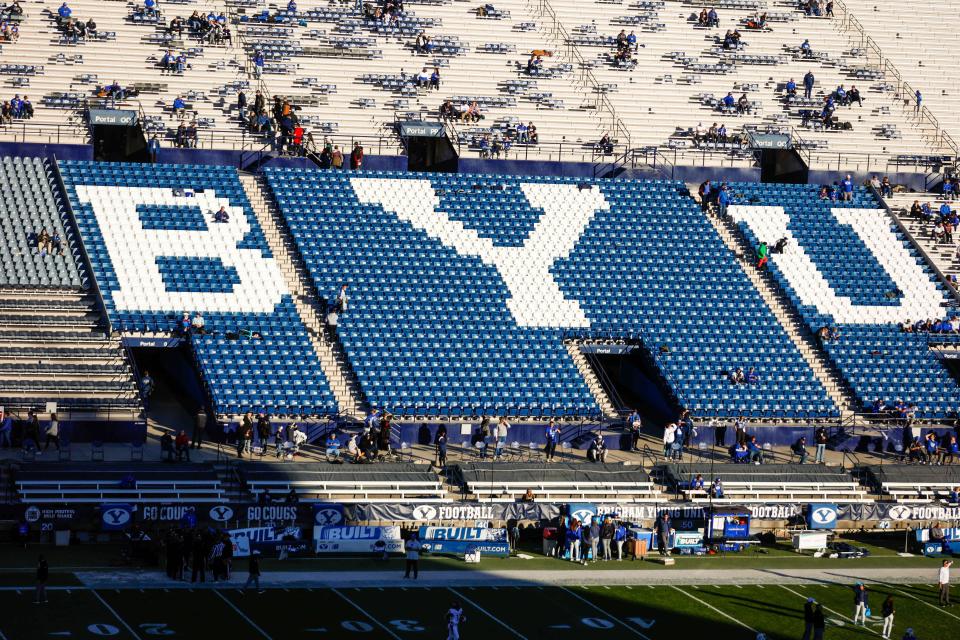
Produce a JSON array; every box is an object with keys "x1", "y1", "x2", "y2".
[
  {"x1": 238, "y1": 172, "x2": 367, "y2": 421},
  {"x1": 698, "y1": 190, "x2": 861, "y2": 419},
  {"x1": 564, "y1": 340, "x2": 620, "y2": 420}
]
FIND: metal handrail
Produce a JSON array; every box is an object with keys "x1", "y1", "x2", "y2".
[
  {"x1": 833, "y1": 0, "x2": 958, "y2": 162},
  {"x1": 527, "y1": 0, "x2": 631, "y2": 150}
]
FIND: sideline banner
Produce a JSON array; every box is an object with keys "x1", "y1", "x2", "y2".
[
  {"x1": 314, "y1": 525, "x2": 403, "y2": 553},
  {"x1": 421, "y1": 539, "x2": 510, "y2": 556},
  {"x1": 418, "y1": 527, "x2": 507, "y2": 541},
  {"x1": 229, "y1": 525, "x2": 302, "y2": 557}
]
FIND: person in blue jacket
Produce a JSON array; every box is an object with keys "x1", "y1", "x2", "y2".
[
  {"x1": 544, "y1": 420, "x2": 560, "y2": 461},
  {"x1": 57, "y1": 2, "x2": 71, "y2": 19}
]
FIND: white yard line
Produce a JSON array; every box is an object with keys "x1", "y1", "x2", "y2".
[
  {"x1": 892, "y1": 586, "x2": 960, "y2": 623},
  {"x1": 332, "y1": 588, "x2": 402, "y2": 640},
  {"x1": 561, "y1": 587, "x2": 652, "y2": 640},
  {"x1": 778, "y1": 585, "x2": 880, "y2": 635},
  {"x1": 448, "y1": 587, "x2": 528, "y2": 640},
  {"x1": 212, "y1": 589, "x2": 273, "y2": 640},
  {"x1": 91, "y1": 589, "x2": 144, "y2": 640},
  {"x1": 670, "y1": 585, "x2": 758, "y2": 633}
]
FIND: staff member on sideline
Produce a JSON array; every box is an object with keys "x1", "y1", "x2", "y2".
[
  {"x1": 853, "y1": 582, "x2": 869, "y2": 625},
  {"x1": 940, "y1": 559, "x2": 953, "y2": 606},
  {"x1": 403, "y1": 533, "x2": 422, "y2": 580}
]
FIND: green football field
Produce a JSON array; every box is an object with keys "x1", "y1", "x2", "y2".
[{"x1": 1, "y1": 581, "x2": 957, "y2": 640}]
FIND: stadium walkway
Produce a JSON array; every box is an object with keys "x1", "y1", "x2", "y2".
[{"x1": 70, "y1": 567, "x2": 953, "y2": 589}]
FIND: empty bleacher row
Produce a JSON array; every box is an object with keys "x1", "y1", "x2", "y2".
[
  {"x1": 546, "y1": 0, "x2": 946, "y2": 169},
  {"x1": 56, "y1": 160, "x2": 338, "y2": 417},
  {"x1": 239, "y1": 462, "x2": 448, "y2": 502},
  {"x1": 1, "y1": 0, "x2": 951, "y2": 169},
  {"x1": 264, "y1": 167, "x2": 835, "y2": 419},
  {"x1": 729, "y1": 183, "x2": 960, "y2": 418},
  {"x1": 660, "y1": 462, "x2": 872, "y2": 503},
  {"x1": 0, "y1": 156, "x2": 139, "y2": 413},
  {"x1": 839, "y1": 0, "x2": 960, "y2": 145},
  {"x1": 451, "y1": 462, "x2": 662, "y2": 502},
  {"x1": 863, "y1": 465, "x2": 960, "y2": 504},
  {"x1": 14, "y1": 462, "x2": 225, "y2": 503}
]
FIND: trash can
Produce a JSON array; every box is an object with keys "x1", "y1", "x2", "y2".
[{"x1": 54, "y1": 530, "x2": 70, "y2": 546}]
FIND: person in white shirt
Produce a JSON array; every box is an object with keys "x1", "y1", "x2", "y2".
[
  {"x1": 939, "y1": 559, "x2": 952, "y2": 606},
  {"x1": 446, "y1": 601, "x2": 466, "y2": 640},
  {"x1": 662, "y1": 422, "x2": 677, "y2": 458},
  {"x1": 403, "y1": 534, "x2": 422, "y2": 579},
  {"x1": 494, "y1": 417, "x2": 509, "y2": 459},
  {"x1": 191, "y1": 312, "x2": 205, "y2": 334}
]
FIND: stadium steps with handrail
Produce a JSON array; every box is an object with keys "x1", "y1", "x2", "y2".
[
  {"x1": 238, "y1": 172, "x2": 367, "y2": 421},
  {"x1": 563, "y1": 340, "x2": 619, "y2": 419},
  {"x1": 696, "y1": 186, "x2": 862, "y2": 421}
]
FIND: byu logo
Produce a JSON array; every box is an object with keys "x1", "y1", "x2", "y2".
[
  {"x1": 74, "y1": 186, "x2": 287, "y2": 314},
  {"x1": 412, "y1": 505, "x2": 438, "y2": 520},
  {"x1": 24, "y1": 506, "x2": 41, "y2": 523},
  {"x1": 103, "y1": 508, "x2": 131, "y2": 526},
  {"x1": 731, "y1": 206, "x2": 945, "y2": 324},
  {"x1": 571, "y1": 508, "x2": 595, "y2": 524},
  {"x1": 812, "y1": 507, "x2": 837, "y2": 525},
  {"x1": 314, "y1": 508, "x2": 343, "y2": 526},
  {"x1": 209, "y1": 505, "x2": 234, "y2": 522},
  {"x1": 351, "y1": 178, "x2": 610, "y2": 328},
  {"x1": 888, "y1": 505, "x2": 912, "y2": 521}
]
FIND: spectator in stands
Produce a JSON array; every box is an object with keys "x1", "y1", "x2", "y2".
[
  {"x1": 722, "y1": 92, "x2": 735, "y2": 111},
  {"x1": 160, "y1": 431, "x2": 174, "y2": 461},
  {"x1": 213, "y1": 206, "x2": 230, "y2": 224},
  {"x1": 800, "y1": 39, "x2": 812, "y2": 57},
  {"x1": 57, "y1": 2, "x2": 71, "y2": 21},
  {"x1": 745, "y1": 366, "x2": 759, "y2": 384},
  {"x1": 814, "y1": 426, "x2": 828, "y2": 463},
  {"x1": 756, "y1": 241, "x2": 769, "y2": 268},
  {"x1": 690, "y1": 473, "x2": 705, "y2": 491},
  {"x1": 729, "y1": 367, "x2": 745, "y2": 385},
  {"x1": 908, "y1": 437, "x2": 925, "y2": 463},
  {"x1": 941, "y1": 435, "x2": 959, "y2": 465},
  {"x1": 662, "y1": 422, "x2": 677, "y2": 458},
  {"x1": 785, "y1": 78, "x2": 797, "y2": 97},
  {"x1": 598, "y1": 133, "x2": 614, "y2": 155},
  {"x1": 791, "y1": 436, "x2": 808, "y2": 463},
  {"x1": 949, "y1": 487, "x2": 960, "y2": 503},
  {"x1": 747, "y1": 435, "x2": 764, "y2": 464},
  {"x1": 880, "y1": 176, "x2": 893, "y2": 197},
  {"x1": 736, "y1": 93, "x2": 751, "y2": 114},
  {"x1": 493, "y1": 417, "x2": 510, "y2": 459},
  {"x1": 848, "y1": 85, "x2": 863, "y2": 107},
  {"x1": 545, "y1": 420, "x2": 560, "y2": 461},
  {"x1": 429, "y1": 67, "x2": 440, "y2": 90},
  {"x1": 711, "y1": 417, "x2": 726, "y2": 447},
  {"x1": 146, "y1": 134, "x2": 160, "y2": 163},
  {"x1": 331, "y1": 145, "x2": 343, "y2": 169},
  {"x1": 161, "y1": 50, "x2": 175, "y2": 74},
  {"x1": 925, "y1": 431, "x2": 941, "y2": 464},
  {"x1": 710, "y1": 477, "x2": 724, "y2": 498},
  {"x1": 839, "y1": 174, "x2": 854, "y2": 201},
  {"x1": 434, "y1": 424, "x2": 447, "y2": 468},
  {"x1": 350, "y1": 142, "x2": 364, "y2": 170},
  {"x1": 716, "y1": 184, "x2": 730, "y2": 217},
  {"x1": 172, "y1": 95, "x2": 186, "y2": 119},
  {"x1": 915, "y1": 89, "x2": 922, "y2": 115},
  {"x1": 252, "y1": 50, "x2": 264, "y2": 78},
  {"x1": 144, "y1": 0, "x2": 157, "y2": 16},
  {"x1": 587, "y1": 434, "x2": 607, "y2": 463},
  {"x1": 803, "y1": 70, "x2": 815, "y2": 99},
  {"x1": 23, "y1": 409, "x2": 40, "y2": 451},
  {"x1": 191, "y1": 312, "x2": 206, "y2": 334},
  {"x1": 175, "y1": 430, "x2": 190, "y2": 461}
]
